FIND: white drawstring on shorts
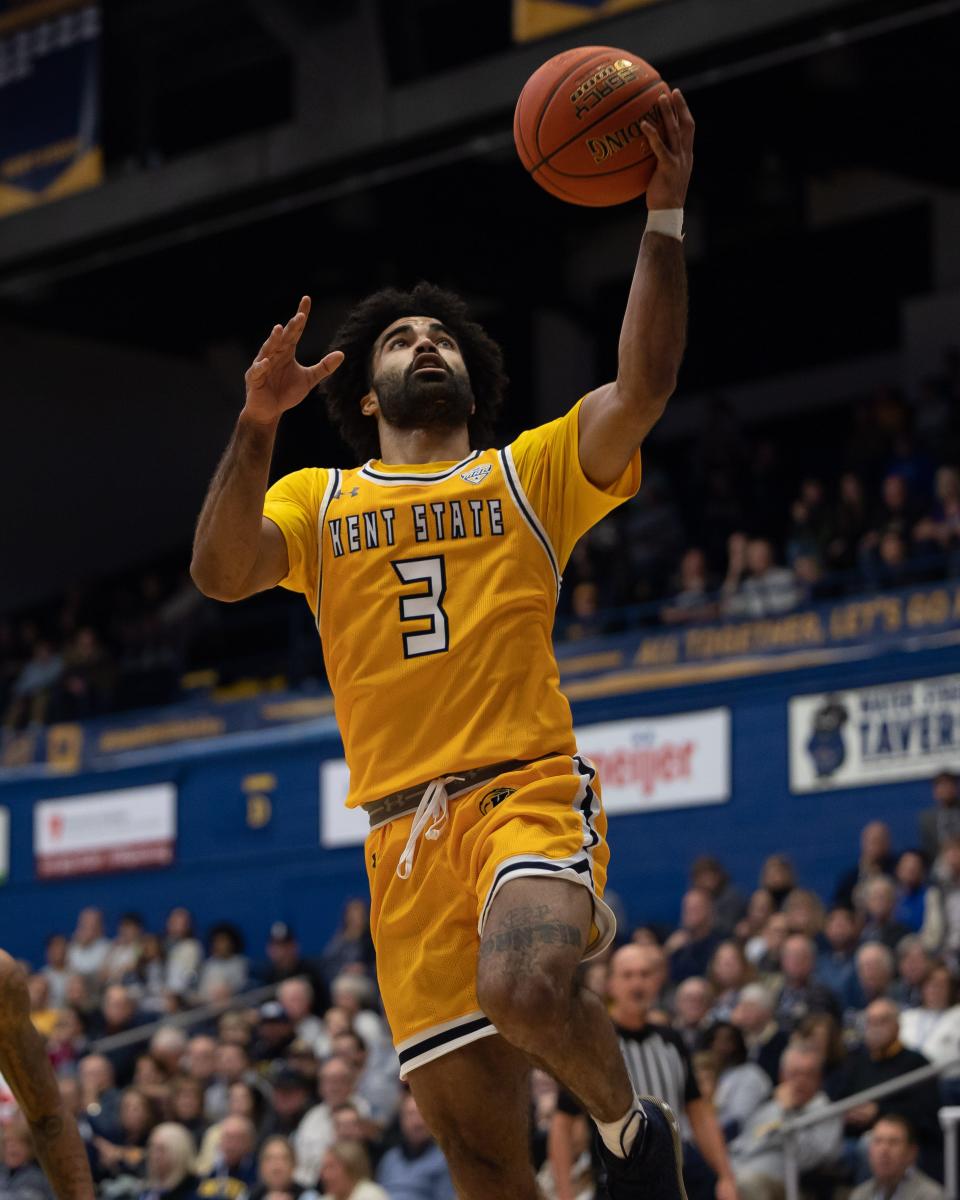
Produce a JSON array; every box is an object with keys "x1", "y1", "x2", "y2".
[{"x1": 396, "y1": 776, "x2": 463, "y2": 879}]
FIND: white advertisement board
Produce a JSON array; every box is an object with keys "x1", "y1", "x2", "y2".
[
  {"x1": 34, "y1": 784, "x2": 177, "y2": 878},
  {"x1": 789, "y1": 674, "x2": 960, "y2": 792},
  {"x1": 320, "y1": 707, "x2": 731, "y2": 847}
]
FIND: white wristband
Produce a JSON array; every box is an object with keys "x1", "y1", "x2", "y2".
[{"x1": 645, "y1": 208, "x2": 684, "y2": 240}]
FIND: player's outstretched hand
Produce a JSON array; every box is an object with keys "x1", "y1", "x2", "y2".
[
  {"x1": 641, "y1": 88, "x2": 694, "y2": 212},
  {"x1": 243, "y1": 296, "x2": 344, "y2": 425}
]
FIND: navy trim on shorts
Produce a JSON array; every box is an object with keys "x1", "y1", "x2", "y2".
[{"x1": 397, "y1": 1015, "x2": 495, "y2": 1069}]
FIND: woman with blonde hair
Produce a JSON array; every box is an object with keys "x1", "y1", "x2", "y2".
[{"x1": 316, "y1": 1140, "x2": 386, "y2": 1200}]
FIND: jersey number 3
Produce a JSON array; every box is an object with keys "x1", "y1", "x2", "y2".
[{"x1": 391, "y1": 555, "x2": 449, "y2": 658}]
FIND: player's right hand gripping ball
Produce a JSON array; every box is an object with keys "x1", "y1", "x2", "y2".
[{"x1": 514, "y1": 45, "x2": 669, "y2": 206}]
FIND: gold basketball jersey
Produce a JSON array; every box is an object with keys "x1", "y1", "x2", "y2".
[{"x1": 263, "y1": 399, "x2": 640, "y2": 808}]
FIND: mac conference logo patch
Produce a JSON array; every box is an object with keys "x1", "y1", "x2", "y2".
[
  {"x1": 461, "y1": 463, "x2": 492, "y2": 485},
  {"x1": 806, "y1": 694, "x2": 850, "y2": 779},
  {"x1": 478, "y1": 787, "x2": 515, "y2": 815}
]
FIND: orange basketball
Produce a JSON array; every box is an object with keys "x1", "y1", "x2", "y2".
[{"x1": 513, "y1": 45, "x2": 669, "y2": 207}]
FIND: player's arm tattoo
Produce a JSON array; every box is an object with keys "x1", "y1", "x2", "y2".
[{"x1": 0, "y1": 954, "x2": 95, "y2": 1200}]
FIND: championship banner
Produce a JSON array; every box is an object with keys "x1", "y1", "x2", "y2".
[
  {"x1": 33, "y1": 783, "x2": 176, "y2": 878},
  {"x1": 513, "y1": 0, "x2": 667, "y2": 44},
  {"x1": 319, "y1": 707, "x2": 730, "y2": 848},
  {"x1": 0, "y1": 0, "x2": 102, "y2": 217},
  {"x1": 789, "y1": 675, "x2": 960, "y2": 793}
]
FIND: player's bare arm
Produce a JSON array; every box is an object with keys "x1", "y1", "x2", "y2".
[
  {"x1": 190, "y1": 296, "x2": 343, "y2": 601},
  {"x1": 0, "y1": 951, "x2": 94, "y2": 1200},
  {"x1": 578, "y1": 88, "x2": 694, "y2": 488}
]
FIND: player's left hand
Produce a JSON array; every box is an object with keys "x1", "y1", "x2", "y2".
[
  {"x1": 716, "y1": 1174, "x2": 740, "y2": 1200},
  {"x1": 641, "y1": 88, "x2": 694, "y2": 211}
]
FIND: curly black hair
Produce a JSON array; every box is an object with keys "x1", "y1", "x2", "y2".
[{"x1": 324, "y1": 282, "x2": 508, "y2": 463}]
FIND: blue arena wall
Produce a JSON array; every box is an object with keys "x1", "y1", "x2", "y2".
[{"x1": 2, "y1": 636, "x2": 958, "y2": 966}]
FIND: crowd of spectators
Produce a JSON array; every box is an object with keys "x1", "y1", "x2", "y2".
[
  {"x1": 4, "y1": 772, "x2": 960, "y2": 1199},
  {"x1": 4, "y1": 354, "x2": 960, "y2": 731}
]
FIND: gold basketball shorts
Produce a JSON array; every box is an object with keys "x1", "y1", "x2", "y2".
[{"x1": 363, "y1": 751, "x2": 614, "y2": 1077}]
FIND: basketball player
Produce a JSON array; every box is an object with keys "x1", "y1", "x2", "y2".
[
  {"x1": 0, "y1": 951, "x2": 94, "y2": 1199},
  {"x1": 192, "y1": 90, "x2": 696, "y2": 1199}
]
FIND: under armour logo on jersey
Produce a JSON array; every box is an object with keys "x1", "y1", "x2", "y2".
[
  {"x1": 460, "y1": 464, "x2": 492, "y2": 485},
  {"x1": 333, "y1": 486, "x2": 361, "y2": 499}
]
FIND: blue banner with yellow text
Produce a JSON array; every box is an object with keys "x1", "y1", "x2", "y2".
[{"x1": 0, "y1": 0, "x2": 102, "y2": 216}]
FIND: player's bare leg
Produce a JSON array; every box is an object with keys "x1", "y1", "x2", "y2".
[
  {"x1": 407, "y1": 1035, "x2": 542, "y2": 1200},
  {"x1": 476, "y1": 877, "x2": 686, "y2": 1199},
  {"x1": 0, "y1": 951, "x2": 95, "y2": 1200},
  {"x1": 476, "y1": 877, "x2": 633, "y2": 1119}
]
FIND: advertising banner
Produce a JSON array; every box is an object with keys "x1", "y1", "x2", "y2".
[
  {"x1": 790, "y1": 674, "x2": 960, "y2": 792},
  {"x1": 34, "y1": 783, "x2": 176, "y2": 878}
]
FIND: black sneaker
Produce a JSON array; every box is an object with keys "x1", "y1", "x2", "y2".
[{"x1": 596, "y1": 1096, "x2": 688, "y2": 1200}]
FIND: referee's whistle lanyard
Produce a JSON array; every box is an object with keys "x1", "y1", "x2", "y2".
[{"x1": 396, "y1": 776, "x2": 463, "y2": 879}]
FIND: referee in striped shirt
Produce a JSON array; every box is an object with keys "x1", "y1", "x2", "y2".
[{"x1": 548, "y1": 944, "x2": 738, "y2": 1200}]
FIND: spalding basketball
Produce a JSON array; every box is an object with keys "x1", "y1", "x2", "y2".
[{"x1": 513, "y1": 45, "x2": 669, "y2": 206}]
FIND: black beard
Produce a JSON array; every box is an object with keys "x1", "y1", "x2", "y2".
[{"x1": 372, "y1": 361, "x2": 475, "y2": 432}]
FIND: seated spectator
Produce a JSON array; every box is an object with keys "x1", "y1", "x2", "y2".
[
  {"x1": 293, "y1": 1056, "x2": 371, "y2": 1187},
  {"x1": 277, "y1": 979, "x2": 325, "y2": 1054},
  {"x1": 870, "y1": 529, "x2": 913, "y2": 591},
  {"x1": 199, "y1": 1114, "x2": 258, "y2": 1196},
  {"x1": 728, "y1": 1044, "x2": 842, "y2": 1200},
  {"x1": 327, "y1": 978, "x2": 392, "y2": 1077},
  {"x1": 914, "y1": 464, "x2": 960, "y2": 574},
  {"x1": 722, "y1": 537, "x2": 802, "y2": 618},
  {"x1": 0, "y1": 1112, "x2": 55, "y2": 1200},
  {"x1": 561, "y1": 580, "x2": 605, "y2": 641},
  {"x1": 92, "y1": 1086, "x2": 158, "y2": 1182},
  {"x1": 899, "y1": 964, "x2": 960, "y2": 1093},
  {"x1": 665, "y1": 888, "x2": 723, "y2": 983},
  {"x1": 259, "y1": 1070, "x2": 316, "y2": 1142},
  {"x1": 259, "y1": 923, "x2": 331, "y2": 1016},
  {"x1": 27, "y1": 974, "x2": 58, "y2": 1038},
  {"x1": 140, "y1": 1123, "x2": 200, "y2": 1200},
  {"x1": 734, "y1": 889, "x2": 776, "y2": 946},
  {"x1": 46, "y1": 1005, "x2": 89, "y2": 1075},
  {"x1": 920, "y1": 833, "x2": 960, "y2": 969},
  {"x1": 163, "y1": 908, "x2": 204, "y2": 999},
  {"x1": 123, "y1": 932, "x2": 170, "y2": 1014},
  {"x1": 895, "y1": 852, "x2": 930, "y2": 934},
  {"x1": 317, "y1": 1141, "x2": 387, "y2": 1200},
  {"x1": 101, "y1": 913, "x2": 146, "y2": 985},
  {"x1": 170, "y1": 1076, "x2": 210, "y2": 1146},
  {"x1": 78, "y1": 1053, "x2": 123, "y2": 1142},
  {"x1": 3, "y1": 638, "x2": 63, "y2": 729},
  {"x1": 849, "y1": 1115, "x2": 946, "y2": 1200},
  {"x1": 826, "y1": 471, "x2": 869, "y2": 572},
  {"x1": 206, "y1": 1044, "x2": 262, "y2": 1124},
  {"x1": 918, "y1": 770, "x2": 960, "y2": 866},
  {"x1": 772, "y1": 935, "x2": 840, "y2": 1031},
  {"x1": 781, "y1": 889, "x2": 827, "y2": 946},
  {"x1": 198, "y1": 924, "x2": 248, "y2": 1001},
  {"x1": 660, "y1": 548, "x2": 720, "y2": 626},
  {"x1": 698, "y1": 1023, "x2": 772, "y2": 1140},
  {"x1": 860, "y1": 877, "x2": 913, "y2": 950},
  {"x1": 329, "y1": 1030, "x2": 399, "y2": 1131},
  {"x1": 707, "y1": 941, "x2": 756, "y2": 1023},
  {"x1": 689, "y1": 856, "x2": 747, "y2": 937},
  {"x1": 794, "y1": 1013, "x2": 848, "y2": 1096},
  {"x1": 329, "y1": 1106, "x2": 382, "y2": 1173},
  {"x1": 892, "y1": 937, "x2": 936, "y2": 1009},
  {"x1": 758, "y1": 855, "x2": 797, "y2": 911},
  {"x1": 248, "y1": 1137, "x2": 303, "y2": 1200},
  {"x1": 845, "y1": 942, "x2": 897, "y2": 1030},
  {"x1": 731, "y1": 985, "x2": 789, "y2": 1086},
  {"x1": 250, "y1": 1002, "x2": 297, "y2": 1072},
  {"x1": 672, "y1": 976, "x2": 715, "y2": 1052},
  {"x1": 41, "y1": 933, "x2": 71, "y2": 1010},
  {"x1": 375, "y1": 1093, "x2": 455, "y2": 1200},
  {"x1": 832, "y1": 999, "x2": 941, "y2": 1175},
  {"x1": 68, "y1": 907, "x2": 111, "y2": 982},
  {"x1": 815, "y1": 906, "x2": 861, "y2": 1002},
  {"x1": 834, "y1": 821, "x2": 897, "y2": 911},
  {"x1": 134, "y1": 1053, "x2": 172, "y2": 1115},
  {"x1": 151, "y1": 1027, "x2": 188, "y2": 1079},
  {"x1": 91, "y1": 985, "x2": 146, "y2": 1088}
]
